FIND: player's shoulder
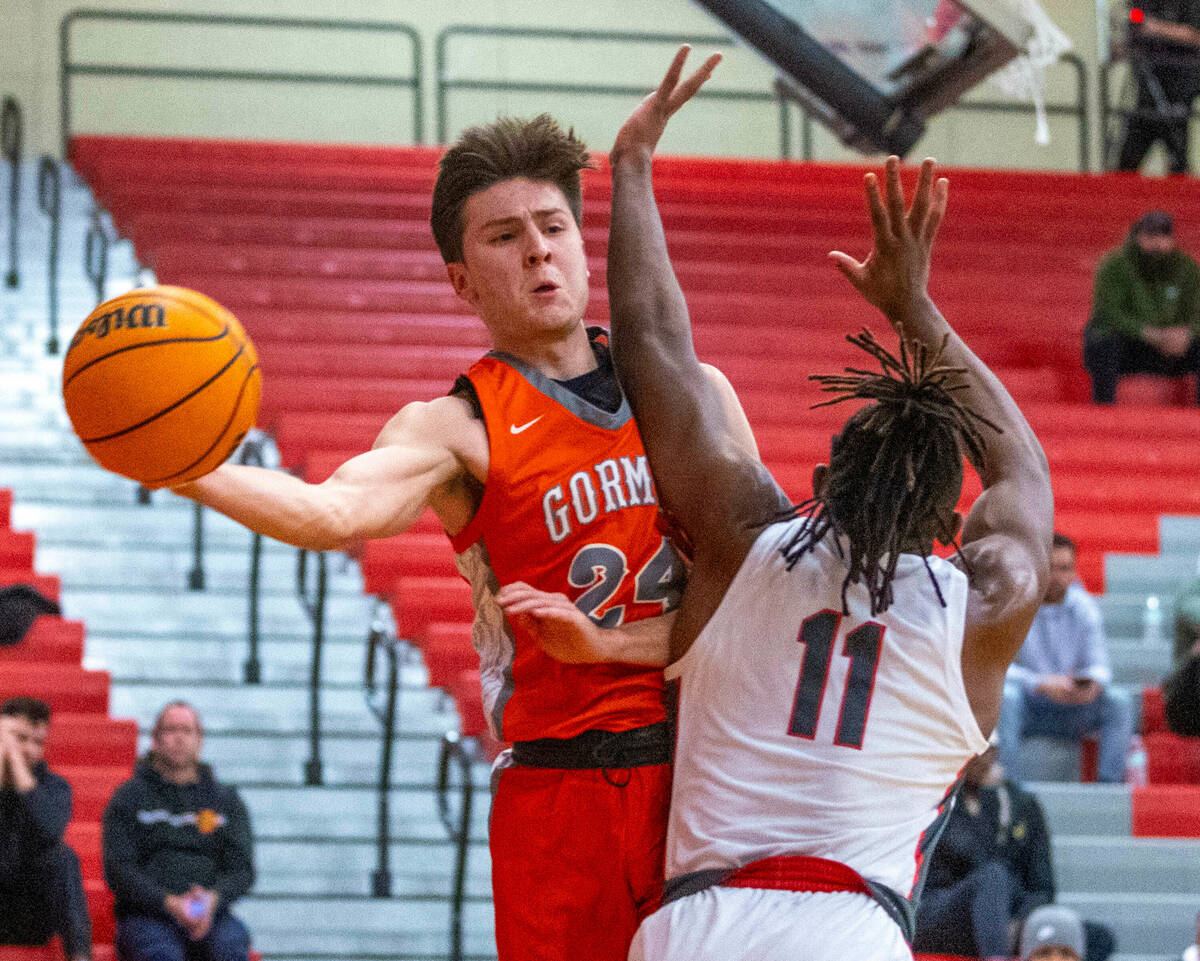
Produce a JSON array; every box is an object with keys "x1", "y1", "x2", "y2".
[
  {"x1": 957, "y1": 533, "x2": 1044, "y2": 625},
  {"x1": 373, "y1": 393, "x2": 484, "y2": 453}
]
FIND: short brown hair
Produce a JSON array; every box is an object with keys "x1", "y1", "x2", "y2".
[
  {"x1": 152, "y1": 700, "x2": 203, "y2": 736},
  {"x1": 1, "y1": 697, "x2": 51, "y2": 725},
  {"x1": 430, "y1": 114, "x2": 593, "y2": 264}
]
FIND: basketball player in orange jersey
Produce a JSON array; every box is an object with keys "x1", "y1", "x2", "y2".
[
  {"x1": 172, "y1": 92, "x2": 752, "y2": 961},
  {"x1": 500, "y1": 49, "x2": 1054, "y2": 960}
]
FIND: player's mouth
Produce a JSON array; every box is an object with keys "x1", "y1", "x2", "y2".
[{"x1": 531, "y1": 282, "x2": 560, "y2": 296}]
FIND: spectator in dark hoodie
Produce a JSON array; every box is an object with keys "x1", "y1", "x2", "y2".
[
  {"x1": 0, "y1": 696, "x2": 91, "y2": 961},
  {"x1": 103, "y1": 701, "x2": 254, "y2": 961}
]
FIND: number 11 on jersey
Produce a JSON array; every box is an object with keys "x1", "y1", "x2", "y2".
[{"x1": 788, "y1": 610, "x2": 885, "y2": 749}]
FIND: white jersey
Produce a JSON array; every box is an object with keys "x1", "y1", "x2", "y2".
[{"x1": 664, "y1": 517, "x2": 989, "y2": 900}]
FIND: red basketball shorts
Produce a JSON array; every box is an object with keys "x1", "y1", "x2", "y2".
[{"x1": 489, "y1": 761, "x2": 672, "y2": 961}]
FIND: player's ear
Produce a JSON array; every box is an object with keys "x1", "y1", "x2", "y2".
[{"x1": 446, "y1": 262, "x2": 476, "y2": 306}]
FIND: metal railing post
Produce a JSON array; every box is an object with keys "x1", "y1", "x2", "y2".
[
  {"x1": 436, "y1": 732, "x2": 475, "y2": 961},
  {"x1": 2, "y1": 96, "x2": 22, "y2": 289},
  {"x1": 298, "y1": 548, "x2": 328, "y2": 786},
  {"x1": 83, "y1": 214, "x2": 109, "y2": 305},
  {"x1": 244, "y1": 532, "x2": 263, "y2": 683},
  {"x1": 37, "y1": 157, "x2": 63, "y2": 354},
  {"x1": 187, "y1": 500, "x2": 205, "y2": 590}
]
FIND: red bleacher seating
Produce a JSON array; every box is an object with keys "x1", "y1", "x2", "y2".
[
  {"x1": 1132, "y1": 785, "x2": 1200, "y2": 836},
  {"x1": 423, "y1": 623, "x2": 477, "y2": 691},
  {"x1": 0, "y1": 528, "x2": 35, "y2": 568},
  {"x1": 0, "y1": 489, "x2": 12, "y2": 527},
  {"x1": 0, "y1": 618, "x2": 84, "y2": 665},
  {"x1": 0, "y1": 571, "x2": 62, "y2": 603}
]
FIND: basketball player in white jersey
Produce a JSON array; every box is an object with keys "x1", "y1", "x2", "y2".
[{"x1": 498, "y1": 49, "x2": 1053, "y2": 960}]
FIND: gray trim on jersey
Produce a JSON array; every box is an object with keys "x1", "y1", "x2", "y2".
[{"x1": 487, "y1": 349, "x2": 632, "y2": 430}]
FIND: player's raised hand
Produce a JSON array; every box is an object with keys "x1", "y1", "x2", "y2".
[
  {"x1": 611, "y1": 45, "x2": 722, "y2": 163},
  {"x1": 829, "y1": 156, "x2": 948, "y2": 327},
  {"x1": 496, "y1": 582, "x2": 611, "y2": 664}
]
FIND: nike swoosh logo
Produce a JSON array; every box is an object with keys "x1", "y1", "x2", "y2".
[{"x1": 510, "y1": 417, "x2": 543, "y2": 435}]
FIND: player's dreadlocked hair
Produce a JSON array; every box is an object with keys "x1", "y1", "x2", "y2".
[{"x1": 781, "y1": 328, "x2": 999, "y2": 615}]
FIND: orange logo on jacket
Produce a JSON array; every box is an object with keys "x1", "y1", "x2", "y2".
[{"x1": 196, "y1": 809, "x2": 222, "y2": 834}]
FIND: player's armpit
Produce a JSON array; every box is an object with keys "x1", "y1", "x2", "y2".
[{"x1": 177, "y1": 396, "x2": 476, "y2": 551}]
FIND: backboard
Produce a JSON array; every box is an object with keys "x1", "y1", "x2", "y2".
[{"x1": 693, "y1": 0, "x2": 1062, "y2": 155}]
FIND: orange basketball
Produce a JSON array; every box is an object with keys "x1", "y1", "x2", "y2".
[{"x1": 62, "y1": 285, "x2": 262, "y2": 487}]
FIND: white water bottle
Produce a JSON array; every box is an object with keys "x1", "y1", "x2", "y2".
[
  {"x1": 1126, "y1": 734, "x2": 1149, "y2": 787},
  {"x1": 1143, "y1": 595, "x2": 1164, "y2": 646}
]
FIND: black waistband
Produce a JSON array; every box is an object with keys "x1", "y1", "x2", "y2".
[{"x1": 511, "y1": 721, "x2": 672, "y2": 770}]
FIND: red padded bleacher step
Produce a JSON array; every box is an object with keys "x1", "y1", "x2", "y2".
[
  {"x1": 0, "y1": 665, "x2": 111, "y2": 715},
  {"x1": 389, "y1": 576, "x2": 473, "y2": 643},
  {"x1": 361, "y1": 534, "x2": 457, "y2": 596},
  {"x1": 0, "y1": 618, "x2": 84, "y2": 664},
  {"x1": 0, "y1": 570, "x2": 61, "y2": 603},
  {"x1": 45, "y1": 716, "x2": 139, "y2": 769},
  {"x1": 1145, "y1": 733, "x2": 1200, "y2": 785},
  {"x1": 423, "y1": 622, "x2": 477, "y2": 690},
  {"x1": 1132, "y1": 785, "x2": 1200, "y2": 836},
  {"x1": 0, "y1": 528, "x2": 35, "y2": 567}
]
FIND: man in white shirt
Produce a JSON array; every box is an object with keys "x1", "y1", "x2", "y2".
[{"x1": 996, "y1": 533, "x2": 1135, "y2": 783}]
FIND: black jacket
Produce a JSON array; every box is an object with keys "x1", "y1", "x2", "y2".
[
  {"x1": 101, "y1": 756, "x2": 254, "y2": 918},
  {"x1": 922, "y1": 779, "x2": 1054, "y2": 922},
  {"x1": 0, "y1": 761, "x2": 72, "y2": 883},
  {"x1": 1165, "y1": 652, "x2": 1200, "y2": 736}
]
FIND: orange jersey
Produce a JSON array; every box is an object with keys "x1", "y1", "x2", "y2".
[{"x1": 450, "y1": 338, "x2": 684, "y2": 742}]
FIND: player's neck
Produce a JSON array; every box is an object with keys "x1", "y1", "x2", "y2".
[{"x1": 490, "y1": 322, "x2": 597, "y2": 380}]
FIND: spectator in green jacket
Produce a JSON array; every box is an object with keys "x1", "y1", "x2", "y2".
[{"x1": 1083, "y1": 211, "x2": 1200, "y2": 404}]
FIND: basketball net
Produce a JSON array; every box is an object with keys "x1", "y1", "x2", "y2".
[{"x1": 985, "y1": 0, "x2": 1073, "y2": 145}]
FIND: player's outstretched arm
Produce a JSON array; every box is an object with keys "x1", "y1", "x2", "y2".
[
  {"x1": 173, "y1": 395, "x2": 478, "y2": 551},
  {"x1": 608, "y1": 48, "x2": 788, "y2": 592},
  {"x1": 832, "y1": 157, "x2": 1052, "y2": 726}
]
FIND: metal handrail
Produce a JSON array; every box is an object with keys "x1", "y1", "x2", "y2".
[
  {"x1": 2, "y1": 96, "x2": 22, "y2": 288},
  {"x1": 435, "y1": 730, "x2": 476, "y2": 961},
  {"x1": 363, "y1": 601, "x2": 401, "y2": 897},
  {"x1": 83, "y1": 211, "x2": 109, "y2": 305},
  {"x1": 60, "y1": 9, "x2": 424, "y2": 155},
  {"x1": 297, "y1": 547, "x2": 328, "y2": 786},
  {"x1": 37, "y1": 157, "x2": 63, "y2": 355},
  {"x1": 434, "y1": 26, "x2": 790, "y2": 155}
]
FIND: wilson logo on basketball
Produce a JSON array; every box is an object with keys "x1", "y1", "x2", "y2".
[{"x1": 67, "y1": 302, "x2": 167, "y2": 352}]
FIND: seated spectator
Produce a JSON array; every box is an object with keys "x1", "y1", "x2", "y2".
[
  {"x1": 997, "y1": 533, "x2": 1135, "y2": 783},
  {"x1": 914, "y1": 744, "x2": 1115, "y2": 961},
  {"x1": 1182, "y1": 910, "x2": 1199, "y2": 961},
  {"x1": 1021, "y1": 905, "x2": 1087, "y2": 961},
  {"x1": 1164, "y1": 639, "x2": 1200, "y2": 736},
  {"x1": 103, "y1": 701, "x2": 254, "y2": 961},
  {"x1": 1175, "y1": 560, "x2": 1200, "y2": 664},
  {"x1": 1083, "y1": 211, "x2": 1200, "y2": 405},
  {"x1": 0, "y1": 697, "x2": 92, "y2": 961}
]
